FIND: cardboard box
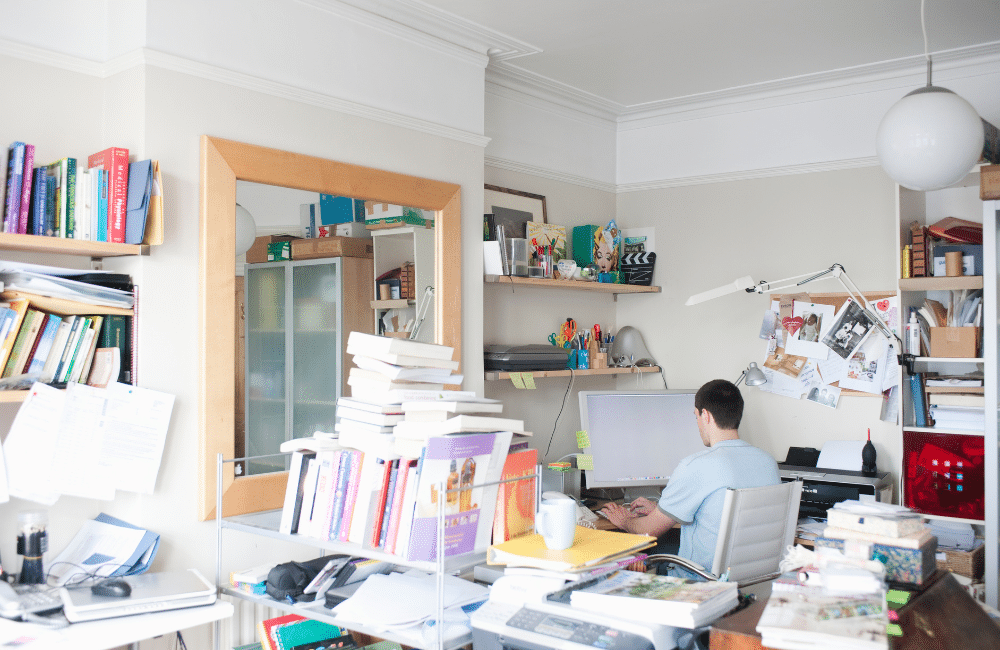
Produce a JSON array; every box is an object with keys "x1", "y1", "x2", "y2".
[
  {"x1": 981, "y1": 164, "x2": 1000, "y2": 200},
  {"x1": 929, "y1": 326, "x2": 979, "y2": 358},
  {"x1": 246, "y1": 234, "x2": 300, "y2": 264},
  {"x1": 267, "y1": 241, "x2": 292, "y2": 261},
  {"x1": 815, "y1": 535, "x2": 938, "y2": 585},
  {"x1": 936, "y1": 544, "x2": 984, "y2": 580},
  {"x1": 291, "y1": 236, "x2": 374, "y2": 260}
]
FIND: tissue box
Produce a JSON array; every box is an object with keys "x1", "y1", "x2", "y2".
[
  {"x1": 929, "y1": 327, "x2": 979, "y2": 358},
  {"x1": 815, "y1": 535, "x2": 938, "y2": 585},
  {"x1": 936, "y1": 544, "x2": 984, "y2": 580}
]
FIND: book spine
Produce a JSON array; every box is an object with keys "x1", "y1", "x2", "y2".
[
  {"x1": 369, "y1": 459, "x2": 394, "y2": 548},
  {"x1": 278, "y1": 451, "x2": 310, "y2": 535},
  {"x1": 76, "y1": 315, "x2": 103, "y2": 383},
  {"x1": 18, "y1": 312, "x2": 48, "y2": 376},
  {"x1": 28, "y1": 315, "x2": 61, "y2": 375},
  {"x1": 0, "y1": 300, "x2": 29, "y2": 371},
  {"x1": 40, "y1": 317, "x2": 73, "y2": 383},
  {"x1": 105, "y1": 148, "x2": 129, "y2": 243},
  {"x1": 63, "y1": 158, "x2": 76, "y2": 238},
  {"x1": 53, "y1": 316, "x2": 85, "y2": 383},
  {"x1": 57, "y1": 158, "x2": 68, "y2": 238},
  {"x1": 384, "y1": 458, "x2": 411, "y2": 554},
  {"x1": 4, "y1": 143, "x2": 24, "y2": 233},
  {"x1": 100, "y1": 314, "x2": 132, "y2": 384},
  {"x1": 30, "y1": 168, "x2": 45, "y2": 236},
  {"x1": 378, "y1": 460, "x2": 399, "y2": 548},
  {"x1": 44, "y1": 171, "x2": 56, "y2": 236},
  {"x1": 328, "y1": 451, "x2": 353, "y2": 541},
  {"x1": 68, "y1": 320, "x2": 98, "y2": 384},
  {"x1": 58, "y1": 316, "x2": 91, "y2": 383},
  {"x1": 17, "y1": 144, "x2": 34, "y2": 234},
  {"x1": 338, "y1": 451, "x2": 363, "y2": 542}
]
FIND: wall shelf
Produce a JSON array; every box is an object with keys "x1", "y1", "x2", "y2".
[
  {"x1": 0, "y1": 232, "x2": 149, "y2": 257},
  {"x1": 485, "y1": 365, "x2": 661, "y2": 381},
  {"x1": 898, "y1": 276, "x2": 983, "y2": 291},
  {"x1": 485, "y1": 275, "x2": 660, "y2": 295}
]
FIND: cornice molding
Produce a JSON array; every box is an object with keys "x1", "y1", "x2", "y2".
[
  {"x1": 0, "y1": 39, "x2": 491, "y2": 148},
  {"x1": 616, "y1": 157, "x2": 881, "y2": 193},
  {"x1": 486, "y1": 64, "x2": 620, "y2": 124},
  {"x1": 485, "y1": 156, "x2": 616, "y2": 193}
]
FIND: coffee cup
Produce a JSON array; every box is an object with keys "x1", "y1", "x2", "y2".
[{"x1": 536, "y1": 498, "x2": 578, "y2": 550}]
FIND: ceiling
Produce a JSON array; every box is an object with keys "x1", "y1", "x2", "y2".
[{"x1": 417, "y1": 0, "x2": 1000, "y2": 108}]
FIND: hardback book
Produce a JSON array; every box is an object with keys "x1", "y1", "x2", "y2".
[
  {"x1": 402, "y1": 398, "x2": 503, "y2": 422},
  {"x1": 352, "y1": 354, "x2": 462, "y2": 384},
  {"x1": 74, "y1": 315, "x2": 104, "y2": 384},
  {"x1": 29, "y1": 167, "x2": 47, "y2": 236},
  {"x1": 41, "y1": 160, "x2": 61, "y2": 237},
  {"x1": 0, "y1": 298, "x2": 30, "y2": 371},
  {"x1": 569, "y1": 570, "x2": 739, "y2": 629},
  {"x1": 18, "y1": 312, "x2": 49, "y2": 375},
  {"x1": 62, "y1": 157, "x2": 77, "y2": 238},
  {"x1": 67, "y1": 316, "x2": 101, "y2": 384},
  {"x1": 279, "y1": 450, "x2": 317, "y2": 535},
  {"x1": 17, "y1": 143, "x2": 34, "y2": 234},
  {"x1": 487, "y1": 526, "x2": 655, "y2": 572},
  {"x1": 346, "y1": 347, "x2": 460, "y2": 370},
  {"x1": 394, "y1": 415, "x2": 527, "y2": 439},
  {"x1": 392, "y1": 462, "x2": 419, "y2": 559},
  {"x1": 756, "y1": 588, "x2": 887, "y2": 650},
  {"x1": 87, "y1": 147, "x2": 129, "y2": 243},
  {"x1": 405, "y1": 430, "x2": 513, "y2": 562},
  {"x1": 927, "y1": 393, "x2": 985, "y2": 407},
  {"x1": 27, "y1": 313, "x2": 61, "y2": 375},
  {"x1": 336, "y1": 397, "x2": 405, "y2": 415},
  {"x1": 2, "y1": 308, "x2": 43, "y2": 378},
  {"x1": 40, "y1": 315, "x2": 75, "y2": 383},
  {"x1": 347, "y1": 373, "x2": 445, "y2": 395},
  {"x1": 820, "y1": 526, "x2": 933, "y2": 549},
  {"x1": 98, "y1": 314, "x2": 132, "y2": 384},
  {"x1": 492, "y1": 447, "x2": 538, "y2": 543},
  {"x1": 56, "y1": 316, "x2": 91, "y2": 383},
  {"x1": 257, "y1": 613, "x2": 307, "y2": 650},
  {"x1": 337, "y1": 405, "x2": 404, "y2": 427},
  {"x1": 4, "y1": 142, "x2": 25, "y2": 233},
  {"x1": 346, "y1": 331, "x2": 454, "y2": 361},
  {"x1": 826, "y1": 506, "x2": 925, "y2": 538}
]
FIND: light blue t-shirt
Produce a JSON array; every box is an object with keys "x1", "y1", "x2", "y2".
[{"x1": 657, "y1": 439, "x2": 779, "y2": 578}]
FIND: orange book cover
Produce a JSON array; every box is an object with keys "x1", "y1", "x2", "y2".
[
  {"x1": 492, "y1": 448, "x2": 538, "y2": 543},
  {"x1": 0, "y1": 299, "x2": 30, "y2": 371}
]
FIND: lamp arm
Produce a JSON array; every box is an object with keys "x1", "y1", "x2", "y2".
[
  {"x1": 733, "y1": 370, "x2": 747, "y2": 387},
  {"x1": 746, "y1": 266, "x2": 839, "y2": 295}
]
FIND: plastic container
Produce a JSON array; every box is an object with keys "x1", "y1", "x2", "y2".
[{"x1": 17, "y1": 510, "x2": 47, "y2": 584}]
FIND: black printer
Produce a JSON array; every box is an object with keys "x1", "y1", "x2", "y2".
[{"x1": 779, "y1": 464, "x2": 892, "y2": 519}]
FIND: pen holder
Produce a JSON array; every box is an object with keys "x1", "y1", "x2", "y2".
[
  {"x1": 17, "y1": 510, "x2": 47, "y2": 585},
  {"x1": 577, "y1": 348, "x2": 590, "y2": 370},
  {"x1": 591, "y1": 351, "x2": 607, "y2": 369},
  {"x1": 566, "y1": 349, "x2": 578, "y2": 369}
]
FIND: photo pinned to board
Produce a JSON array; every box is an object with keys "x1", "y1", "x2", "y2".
[
  {"x1": 759, "y1": 310, "x2": 780, "y2": 340},
  {"x1": 821, "y1": 299, "x2": 877, "y2": 360},
  {"x1": 784, "y1": 301, "x2": 836, "y2": 359},
  {"x1": 764, "y1": 347, "x2": 809, "y2": 379},
  {"x1": 840, "y1": 331, "x2": 890, "y2": 394},
  {"x1": 805, "y1": 382, "x2": 842, "y2": 409}
]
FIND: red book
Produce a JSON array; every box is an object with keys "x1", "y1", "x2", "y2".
[
  {"x1": 369, "y1": 458, "x2": 395, "y2": 547},
  {"x1": 87, "y1": 147, "x2": 129, "y2": 243},
  {"x1": 384, "y1": 458, "x2": 414, "y2": 554},
  {"x1": 257, "y1": 613, "x2": 306, "y2": 650},
  {"x1": 492, "y1": 448, "x2": 538, "y2": 543}
]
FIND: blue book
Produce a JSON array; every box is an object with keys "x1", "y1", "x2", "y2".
[
  {"x1": 4, "y1": 142, "x2": 25, "y2": 233},
  {"x1": 30, "y1": 168, "x2": 47, "y2": 236},
  {"x1": 328, "y1": 450, "x2": 353, "y2": 540},
  {"x1": 910, "y1": 373, "x2": 927, "y2": 427},
  {"x1": 27, "y1": 314, "x2": 62, "y2": 375},
  {"x1": 97, "y1": 169, "x2": 108, "y2": 242}
]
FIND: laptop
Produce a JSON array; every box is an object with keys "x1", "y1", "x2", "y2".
[{"x1": 60, "y1": 569, "x2": 216, "y2": 623}]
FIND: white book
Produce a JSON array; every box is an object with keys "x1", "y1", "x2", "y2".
[
  {"x1": 335, "y1": 420, "x2": 395, "y2": 435},
  {"x1": 347, "y1": 331, "x2": 454, "y2": 361},
  {"x1": 394, "y1": 415, "x2": 526, "y2": 439},
  {"x1": 279, "y1": 450, "x2": 315, "y2": 535},
  {"x1": 927, "y1": 393, "x2": 985, "y2": 407},
  {"x1": 337, "y1": 428, "x2": 397, "y2": 459},
  {"x1": 336, "y1": 397, "x2": 405, "y2": 415},
  {"x1": 352, "y1": 355, "x2": 462, "y2": 384},
  {"x1": 338, "y1": 406, "x2": 404, "y2": 427},
  {"x1": 402, "y1": 399, "x2": 503, "y2": 422},
  {"x1": 348, "y1": 349, "x2": 460, "y2": 370},
  {"x1": 297, "y1": 459, "x2": 320, "y2": 538},
  {"x1": 348, "y1": 385, "x2": 461, "y2": 404},
  {"x1": 67, "y1": 326, "x2": 96, "y2": 384},
  {"x1": 347, "y1": 374, "x2": 445, "y2": 393}
]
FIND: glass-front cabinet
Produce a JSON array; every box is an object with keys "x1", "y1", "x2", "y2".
[{"x1": 245, "y1": 258, "x2": 344, "y2": 474}]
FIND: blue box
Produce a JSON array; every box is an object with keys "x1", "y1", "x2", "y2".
[{"x1": 319, "y1": 195, "x2": 356, "y2": 225}]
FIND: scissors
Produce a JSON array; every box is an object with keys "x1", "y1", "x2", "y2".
[
  {"x1": 549, "y1": 332, "x2": 569, "y2": 347},
  {"x1": 561, "y1": 318, "x2": 577, "y2": 340}
]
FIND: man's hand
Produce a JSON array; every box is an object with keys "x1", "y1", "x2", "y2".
[
  {"x1": 627, "y1": 497, "x2": 656, "y2": 516},
  {"x1": 600, "y1": 502, "x2": 635, "y2": 531}
]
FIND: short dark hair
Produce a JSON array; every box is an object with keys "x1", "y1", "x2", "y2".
[{"x1": 694, "y1": 379, "x2": 744, "y2": 431}]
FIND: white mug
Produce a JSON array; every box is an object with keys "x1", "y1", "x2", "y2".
[{"x1": 536, "y1": 499, "x2": 578, "y2": 550}]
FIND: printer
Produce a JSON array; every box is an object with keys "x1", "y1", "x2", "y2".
[{"x1": 780, "y1": 464, "x2": 892, "y2": 519}]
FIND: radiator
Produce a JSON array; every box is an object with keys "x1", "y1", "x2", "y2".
[{"x1": 219, "y1": 594, "x2": 283, "y2": 649}]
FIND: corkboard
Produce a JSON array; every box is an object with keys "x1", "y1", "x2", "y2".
[{"x1": 775, "y1": 291, "x2": 897, "y2": 396}]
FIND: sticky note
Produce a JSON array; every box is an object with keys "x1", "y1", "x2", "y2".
[
  {"x1": 509, "y1": 373, "x2": 525, "y2": 389},
  {"x1": 576, "y1": 430, "x2": 591, "y2": 449},
  {"x1": 523, "y1": 373, "x2": 536, "y2": 389},
  {"x1": 576, "y1": 454, "x2": 594, "y2": 470},
  {"x1": 886, "y1": 624, "x2": 902, "y2": 637},
  {"x1": 886, "y1": 590, "x2": 911, "y2": 605}
]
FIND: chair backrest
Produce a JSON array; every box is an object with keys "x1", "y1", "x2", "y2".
[{"x1": 711, "y1": 480, "x2": 802, "y2": 584}]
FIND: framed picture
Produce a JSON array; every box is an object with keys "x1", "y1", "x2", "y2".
[{"x1": 484, "y1": 184, "x2": 547, "y2": 239}]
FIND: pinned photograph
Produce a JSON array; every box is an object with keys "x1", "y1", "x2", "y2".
[
  {"x1": 759, "y1": 310, "x2": 779, "y2": 339},
  {"x1": 784, "y1": 301, "x2": 835, "y2": 359},
  {"x1": 805, "y1": 383, "x2": 841, "y2": 409},
  {"x1": 764, "y1": 347, "x2": 808, "y2": 378},
  {"x1": 822, "y1": 299, "x2": 876, "y2": 360}
]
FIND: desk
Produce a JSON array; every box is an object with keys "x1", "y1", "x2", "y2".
[{"x1": 2, "y1": 600, "x2": 233, "y2": 650}]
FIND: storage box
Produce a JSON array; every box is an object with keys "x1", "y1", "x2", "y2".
[
  {"x1": 929, "y1": 326, "x2": 979, "y2": 358},
  {"x1": 936, "y1": 544, "x2": 984, "y2": 580},
  {"x1": 815, "y1": 535, "x2": 938, "y2": 585},
  {"x1": 246, "y1": 234, "x2": 300, "y2": 264},
  {"x1": 572, "y1": 225, "x2": 599, "y2": 267},
  {"x1": 981, "y1": 164, "x2": 1000, "y2": 200},
  {"x1": 932, "y1": 243, "x2": 982, "y2": 276},
  {"x1": 319, "y1": 194, "x2": 359, "y2": 225},
  {"x1": 290, "y1": 236, "x2": 374, "y2": 260},
  {"x1": 364, "y1": 202, "x2": 433, "y2": 229}
]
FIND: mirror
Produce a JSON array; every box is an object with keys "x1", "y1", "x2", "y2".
[{"x1": 199, "y1": 136, "x2": 462, "y2": 520}]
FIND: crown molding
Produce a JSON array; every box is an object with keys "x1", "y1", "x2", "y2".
[
  {"x1": 486, "y1": 156, "x2": 616, "y2": 193},
  {"x1": 304, "y1": 0, "x2": 538, "y2": 63},
  {"x1": 616, "y1": 157, "x2": 880, "y2": 193},
  {"x1": 487, "y1": 63, "x2": 621, "y2": 124},
  {"x1": 0, "y1": 39, "x2": 490, "y2": 148}
]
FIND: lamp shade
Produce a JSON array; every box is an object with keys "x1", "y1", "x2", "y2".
[
  {"x1": 876, "y1": 86, "x2": 983, "y2": 191},
  {"x1": 744, "y1": 362, "x2": 767, "y2": 386},
  {"x1": 235, "y1": 203, "x2": 258, "y2": 255}
]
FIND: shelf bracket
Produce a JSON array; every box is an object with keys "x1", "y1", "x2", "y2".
[
  {"x1": 900, "y1": 353, "x2": 916, "y2": 375},
  {"x1": 90, "y1": 257, "x2": 103, "y2": 270}
]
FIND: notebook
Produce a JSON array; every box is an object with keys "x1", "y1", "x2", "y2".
[{"x1": 60, "y1": 569, "x2": 216, "y2": 622}]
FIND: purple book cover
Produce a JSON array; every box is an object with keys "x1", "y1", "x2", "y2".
[{"x1": 18, "y1": 144, "x2": 34, "y2": 234}]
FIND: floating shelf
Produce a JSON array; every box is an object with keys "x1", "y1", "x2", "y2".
[
  {"x1": 370, "y1": 298, "x2": 413, "y2": 309},
  {"x1": 484, "y1": 275, "x2": 660, "y2": 294},
  {"x1": 899, "y1": 276, "x2": 983, "y2": 291},
  {"x1": 485, "y1": 365, "x2": 661, "y2": 381},
  {"x1": 0, "y1": 391, "x2": 28, "y2": 403},
  {"x1": 0, "y1": 232, "x2": 148, "y2": 257},
  {"x1": 913, "y1": 356, "x2": 984, "y2": 363}
]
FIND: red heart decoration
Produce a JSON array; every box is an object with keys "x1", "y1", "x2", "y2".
[
  {"x1": 876, "y1": 299, "x2": 889, "y2": 312},
  {"x1": 782, "y1": 316, "x2": 804, "y2": 336}
]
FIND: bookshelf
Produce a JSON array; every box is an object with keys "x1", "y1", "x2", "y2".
[{"x1": 485, "y1": 365, "x2": 661, "y2": 381}]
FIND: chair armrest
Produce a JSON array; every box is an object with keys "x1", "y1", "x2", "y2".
[{"x1": 644, "y1": 554, "x2": 719, "y2": 581}]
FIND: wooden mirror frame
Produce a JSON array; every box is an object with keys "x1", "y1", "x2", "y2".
[{"x1": 198, "y1": 136, "x2": 462, "y2": 520}]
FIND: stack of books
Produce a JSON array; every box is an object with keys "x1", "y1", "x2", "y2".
[
  {"x1": 909, "y1": 373, "x2": 984, "y2": 430},
  {"x1": 756, "y1": 585, "x2": 888, "y2": 649},
  {"x1": 257, "y1": 614, "x2": 349, "y2": 650}
]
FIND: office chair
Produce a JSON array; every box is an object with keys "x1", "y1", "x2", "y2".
[{"x1": 647, "y1": 480, "x2": 803, "y2": 587}]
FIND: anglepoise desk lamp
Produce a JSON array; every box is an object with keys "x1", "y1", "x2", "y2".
[{"x1": 734, "y1": 362, "x2": 767, "y2": 387}]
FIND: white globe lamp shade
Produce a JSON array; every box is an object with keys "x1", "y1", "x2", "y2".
[
  {"x1": 235, "y1": 204, "x2": 258, "y2": 255},
  {"x1": 876, "y1": 86, "x2": 984, "y2": 191}
]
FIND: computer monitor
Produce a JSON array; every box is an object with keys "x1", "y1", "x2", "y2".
[{"x1": 578, "y1": 389, "x2": 707, "y2": 489}]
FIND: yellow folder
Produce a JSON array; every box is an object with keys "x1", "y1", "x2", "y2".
[{"x1": 487, "y1": 526, "x2": 655, "y2": 572}]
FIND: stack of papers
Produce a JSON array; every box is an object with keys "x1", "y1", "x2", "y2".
[
  {"x1": 48, "y1": 513, "x2": 160, "y2": 586},
  {"x1": 928, "y1": 520, "x2": 977, "y2": 550}
]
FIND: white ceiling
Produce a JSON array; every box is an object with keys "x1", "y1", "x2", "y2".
[{"x1": 416, "y1": 0, "x2": 1000, "y2": 108}]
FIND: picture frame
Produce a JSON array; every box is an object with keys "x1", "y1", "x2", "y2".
[{"x1": 484, "y1": 184, "x2": 547, "y2": 239}]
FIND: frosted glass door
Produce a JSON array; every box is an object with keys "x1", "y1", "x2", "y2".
[{"x1": 245, "y1": 264, "x2": 287, "y2": 475}]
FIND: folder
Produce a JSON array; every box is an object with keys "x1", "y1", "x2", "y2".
[
  {"x1": 487, "y1": 526, "x2": 655, "y2": 571},
  {"x1": 125, "y1": 159, "x2": 152, "y2": 245}
]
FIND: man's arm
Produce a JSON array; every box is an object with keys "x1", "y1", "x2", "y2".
[{"x1": 600, "y1": 501, "x2": 676, "y2": 537}]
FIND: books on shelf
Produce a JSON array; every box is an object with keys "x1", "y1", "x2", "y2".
[
  {"x1": 257, "y1": 613, "x2": 307, "y2": 650},
  {"x1": 4, "y1": 142, "x2": 25, "y2": 233},
  {"x1": 487, "y1": 526, "x2": 655, "y2": 572},
  {"x1": 568, "y1": 570, "x2": 739, "y2": 629},
  {"x1": 88, "y1": 147, "x2": 129, "y2": 244}
]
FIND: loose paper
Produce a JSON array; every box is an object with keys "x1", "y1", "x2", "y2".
[{"x1": 817, "y1": 440, "x2": 865, "y2": 471}]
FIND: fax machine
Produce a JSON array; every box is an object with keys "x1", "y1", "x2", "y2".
[{"x1": 780, "y1": 464, "x2": 892, "y2": 519}]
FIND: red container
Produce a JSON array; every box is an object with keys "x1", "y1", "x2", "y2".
[{"x1": 903, "y1": 429, "x2": 984, "y2": 520}]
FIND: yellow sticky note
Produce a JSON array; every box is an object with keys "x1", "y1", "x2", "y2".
[
  {"x1": 522, "y1": 373, "x2": 536, "y2": 389},
  {"x1": 886, "y1": 624, "x2": 902, "y2": 637},
  {"x1": 576, "y1": 430, "x2": 591, "y2": 449},
  {"x1": 576, "y1": 454, "x2": 594, "y2": 470},
  {"x1": 509, "y1": 373, "x2": 525, "y2": 389}
]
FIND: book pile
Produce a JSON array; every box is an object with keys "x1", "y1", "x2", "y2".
[
  {"x1": 756, "y1": 587, "x2": 888, "y2": 650},
  {"x1": 229, "y1": 563, "x2": 275, "y2": 596},
  {"x1": 3, "y1": 142, "x2": 160, "y2": 244},
  {"x1": 909, "y1": 372, "x2": 983, "y2": 430},
  {"x1": 257, "y1": 614, "x2": 351, "y2": 650},
  {"x1": 278, "y1": 331, "x2": 519, "y2": 563},
  {"x1": 568, "y1": 569, "x2": 738, "y2": 629}
]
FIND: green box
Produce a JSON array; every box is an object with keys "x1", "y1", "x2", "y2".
[
  {"x1": 267, "y1": 241, "x2": 292, "y2": 261},
  {"x1": 572, "y1": 225, "x2": 599, "y2": 267}
]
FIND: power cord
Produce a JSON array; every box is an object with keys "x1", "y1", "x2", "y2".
[{"x1": 544, "y1": 368, "x2": 575, "y2": 458}]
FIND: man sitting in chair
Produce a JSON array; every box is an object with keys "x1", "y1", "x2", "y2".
[{"x1": 600, "y1": 379, "x2": 780, "y2": 579}]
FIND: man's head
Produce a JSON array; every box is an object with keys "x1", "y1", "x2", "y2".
[{"x1": 694, "y1": 379, "x2": 744, "y2": 441}]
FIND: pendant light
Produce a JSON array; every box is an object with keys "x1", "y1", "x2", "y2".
[{"x1": 875, "y1": 0, "x2": 983, "y2": 191}]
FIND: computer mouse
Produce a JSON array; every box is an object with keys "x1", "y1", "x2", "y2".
[{"x1": 91, "y1": 578, "x2": 131, "y2": 598}]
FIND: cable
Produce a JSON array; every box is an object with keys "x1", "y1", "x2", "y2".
[
  {"x1": 921, "y1": 0, "x2": 929, "y2": 63},
  {"x1": 544, "y1": 368, "x2": 575, "y2": 458}
]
